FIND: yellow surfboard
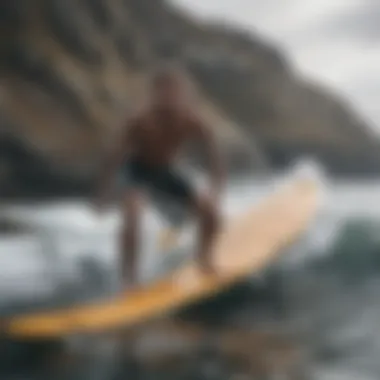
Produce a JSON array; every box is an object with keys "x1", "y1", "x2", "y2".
[{"x1": 1, "y1": 177, "x2": 320, "y2": 339}]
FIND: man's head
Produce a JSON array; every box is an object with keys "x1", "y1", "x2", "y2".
[{"x1": 150, "y1": 66, "x2": 188, "y2": 110}]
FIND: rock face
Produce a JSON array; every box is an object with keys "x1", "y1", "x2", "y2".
[{"x1": 1, "y1": 0, "x2": 380, "y2": 198}]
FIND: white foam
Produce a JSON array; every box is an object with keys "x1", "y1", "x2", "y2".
[{"x1": 290, "y1": 157, "x2": 328, "y2": 184}]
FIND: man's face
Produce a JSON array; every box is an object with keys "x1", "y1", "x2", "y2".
[{"x1": 152, "y1": 74, "x2": 184, "y2": 109}]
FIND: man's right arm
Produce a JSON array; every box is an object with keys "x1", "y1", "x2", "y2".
[{"x1": 94, "y1": 119, "x2": 136, "y2": 210}]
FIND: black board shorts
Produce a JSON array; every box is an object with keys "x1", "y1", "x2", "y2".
[{"x1": 119, "y1": 157, "x2": 194, "y2": 224}]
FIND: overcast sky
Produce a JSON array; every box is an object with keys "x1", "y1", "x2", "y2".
[{"x1": 172, "y1": 0, "x2": 380, "y2": 128}]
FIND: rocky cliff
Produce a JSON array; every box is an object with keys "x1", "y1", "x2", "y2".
[{"x1": 1, "y1": 0, "x2": 380, "y2": 199}]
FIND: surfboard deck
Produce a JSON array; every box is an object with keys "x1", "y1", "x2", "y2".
[{"x1": 1, "y1": 178, "x2": 320, "y2": 339}]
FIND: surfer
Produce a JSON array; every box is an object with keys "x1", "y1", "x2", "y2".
[{"x1": 94, "y1": 65, "x2": 225, "y2": 288}]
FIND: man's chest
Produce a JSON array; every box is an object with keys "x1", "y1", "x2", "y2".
[{"x1": 135, "y1": 117, "x2": 190, "y2": 147}]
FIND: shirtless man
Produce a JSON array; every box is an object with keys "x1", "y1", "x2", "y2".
[{"x1": 95, "y1": 66, "x2": 225, "y2": 287}]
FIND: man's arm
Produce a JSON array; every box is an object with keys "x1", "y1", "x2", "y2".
[
  {"x1": 194, "y1": 118, "x2": 225, "y2": 196},
  {"x1": 94, "y1": 120, "x2": 135, "y2": 210}
]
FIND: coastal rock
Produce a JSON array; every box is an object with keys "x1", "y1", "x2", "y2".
[{"x1": 1, "y1": 0, "x2": 380, "y2": 199}]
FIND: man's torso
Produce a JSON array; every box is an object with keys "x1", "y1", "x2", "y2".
[{"x1": 126, "y1": 107, "x2": 198, "y2": 167}]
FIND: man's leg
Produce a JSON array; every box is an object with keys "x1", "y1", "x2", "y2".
[
  {"x1": 151, "y1": 167, "x2": 221, "y2": 272},
  {"x1": 120, "y1": 188, "x2": 143, "y2": 288}
]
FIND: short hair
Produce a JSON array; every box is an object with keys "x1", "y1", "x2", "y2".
[{"x1": 150, "y1": 63, "x2": 186, "y2": 87}]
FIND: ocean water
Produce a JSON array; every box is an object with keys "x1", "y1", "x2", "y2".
[{"x1": 2, "y1": 166, "x2": 380, "y2": 379}]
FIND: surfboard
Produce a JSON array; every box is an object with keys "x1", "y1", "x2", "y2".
[{"x1": 1, "y1": 177, "x2": 320, "y2": 339}]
